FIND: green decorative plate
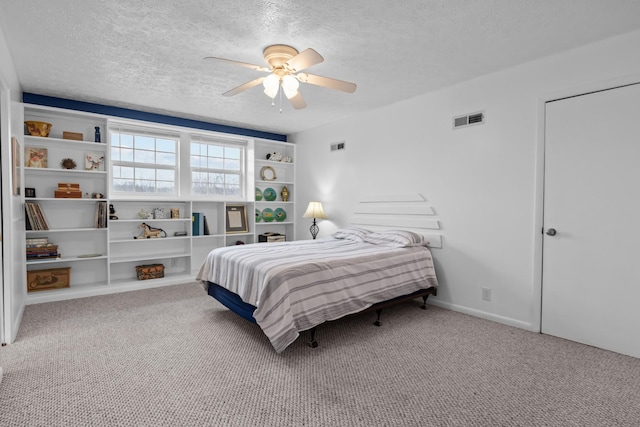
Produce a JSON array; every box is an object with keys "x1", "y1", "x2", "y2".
[
  {"x1": 262, "y1": 208, "x2": 275, "y2": 222},
  {"x1": 263, "y1": 187, "x2": 277, "y2": 201},
  {"x1": 255, "y1": 187, "x2": 263, "y2": 201},
  {"x1": 255, "y1": 208, "x2": 262, "y2": 222},
  {"x1": 274, "y1": 208, "x2": 286, "y2": 222}
]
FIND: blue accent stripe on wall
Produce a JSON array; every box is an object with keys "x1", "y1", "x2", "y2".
[{"x1": 22, "y1": 93, "x2": 287, "y2": 142}]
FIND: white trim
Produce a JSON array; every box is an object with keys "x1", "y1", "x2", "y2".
[{"x1": 428, "y1": 299, "x2": 536, "y2": 332}]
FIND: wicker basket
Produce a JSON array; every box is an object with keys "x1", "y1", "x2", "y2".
[{"x1": 135, "y1": 264, "x2": 165, "y2": 280}]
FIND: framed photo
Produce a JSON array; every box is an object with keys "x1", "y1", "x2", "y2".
[
  {"x1": 25, "y1": 188, "x2": 36, "y2": 198},
  {"x1": 85, "y1": 152, "x2": 105, "y2": 171},
  {"x1": 225, "y1": 204, "x2": 248, "y2": 234},
  {"x1": 25, "y1": 146, "x2": 47, "y2": 168},
  {"x1": 11, "y1": 136, "x2": 20, "y2": 195}
]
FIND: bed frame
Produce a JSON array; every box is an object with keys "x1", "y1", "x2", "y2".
[{"x1": 208, "y1": 282, "x2": 437, "y2": 348}]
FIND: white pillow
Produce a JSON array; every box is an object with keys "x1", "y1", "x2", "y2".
[
  {"x1": 363, "y1": 230, "x2": 426, "y2": 247},
  {"x1": 331, "y1": 227, "x2": 373, "y2": 242}
]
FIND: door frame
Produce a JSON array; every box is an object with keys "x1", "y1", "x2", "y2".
[{"x1": 532, "y1": 73, "x2": 640, "y2": 332}]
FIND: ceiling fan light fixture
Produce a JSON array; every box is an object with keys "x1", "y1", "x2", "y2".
[
  {"x1": 262, "y1": 73, "x2": 280, "y2": 98},
  {"x1": 264, "y1": 85, "x2": 279, "y2": 99},
  {"x1": 282, "y1": 76, "x2": 299, "y2": 99}
]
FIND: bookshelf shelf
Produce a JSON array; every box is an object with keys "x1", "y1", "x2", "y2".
[{"x1": 21, "y1": 104, "x2": 295, "y2": 305}]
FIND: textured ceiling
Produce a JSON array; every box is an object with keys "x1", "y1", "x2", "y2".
[{"x1": 1, "y1": 0, "x2": 640, "y2": 135}]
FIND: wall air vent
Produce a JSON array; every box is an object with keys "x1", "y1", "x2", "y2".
[
  {"x1": 453, "y1": 111, "x2": 485, "y2": 129},
  {"x1": 330, "y1": 141, "x2": 346, "y2": 151}
]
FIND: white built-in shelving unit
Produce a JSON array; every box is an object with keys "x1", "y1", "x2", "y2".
[{"x1": 21, "y1": 104, "x2": 295, "y2": 304}]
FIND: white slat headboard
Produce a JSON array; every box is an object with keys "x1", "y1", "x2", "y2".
[{"x1": 351, "y1": 193, "x2": 442, "y2": 248}]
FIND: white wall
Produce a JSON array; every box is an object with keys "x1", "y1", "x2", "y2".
[{"x1": 291, "y1": 30, "x2": 640, "y2": 331}]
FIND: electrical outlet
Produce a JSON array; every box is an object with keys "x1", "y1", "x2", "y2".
[{"x1": 482, "y1": 287, "x2": 492, "y2": 301}]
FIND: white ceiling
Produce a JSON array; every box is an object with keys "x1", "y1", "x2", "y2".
[{"x1": 1, "y1": 0, "x2": 640, "y2": 136}]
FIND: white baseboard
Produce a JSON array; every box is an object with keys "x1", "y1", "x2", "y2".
[{"x1": 428, "y1": 299, "x2": 537, "y2": 332}]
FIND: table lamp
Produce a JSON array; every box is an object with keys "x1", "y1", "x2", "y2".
[{"x1": 302, "y1": 201, "x2": 327, "y2": 239}]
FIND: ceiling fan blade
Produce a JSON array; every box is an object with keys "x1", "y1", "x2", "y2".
[
  {"x1": 223, "y1": 77, "x2": 265, "y2": 97},
  {"x1": 296, "y1": 73, "x2": 357, "y2": 93},
  {"x1": 204, "y1": 56, "x2": 271, "y2": 72},
  {"x1": 288, "y1": 91, "x2": 307, "y2": 110},
  {"x1": 285, "y1": 48, "x2": 324, "y2": 72}
]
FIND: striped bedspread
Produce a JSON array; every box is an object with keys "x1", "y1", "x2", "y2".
[{"x1": 196, "y1": 238, "x2": 438, "y2": 352}]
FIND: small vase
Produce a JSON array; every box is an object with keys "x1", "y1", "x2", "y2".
[
  {"x1": 94, "y1": 126, "x2": 101, "y2": 143},
  {"x1": 281, "y1": 186, "x2": 289, "y2": 202}
]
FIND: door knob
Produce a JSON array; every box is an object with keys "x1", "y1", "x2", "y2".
[{"x1": 546, "y1": 228, "x2": 557, "y2": 236}]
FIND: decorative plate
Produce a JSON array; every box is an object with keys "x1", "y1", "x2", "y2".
[
  {"x1": 262, "y1": 208, "x2": 275, "y2": 222},
  {"x1": 274, "y1": 208, "x2": 287, "y2": 222},
  {"x1": 263, "y1": 187, "x2": 277, "y2": 201},
  {"x1": 255, "y1": 208, "x2": 262, "y2": 222},
  {"x1": 255, "y1": 187, "x2": 263, "y2": 201}
]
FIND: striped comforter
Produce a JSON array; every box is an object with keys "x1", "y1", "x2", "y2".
[{"x1": 196, "y1": 238, "x2": 438, "y2": 352}]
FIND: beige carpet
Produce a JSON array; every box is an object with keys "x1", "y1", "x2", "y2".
[{"x1": 1, "y1": 282, "x2": 639, "y2": 426}]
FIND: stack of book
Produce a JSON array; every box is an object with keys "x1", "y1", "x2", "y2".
[{"x1": 26, "y1": 237, "x2": 59, "y2": 261}]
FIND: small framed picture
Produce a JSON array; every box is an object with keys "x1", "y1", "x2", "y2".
[
  {"x1": 225, "y1": 205, "x2": 248, "y2": 234},
  {"x1": 12, "y1": 137, "x2": 20, "y2": 195},
  {"x1": 25, "y1": 187, "x2": 36, "y2": 198},
  {"x1": 25, "y1": 147, "x2": 47, "y2": 168},
  {"x1": 85, "y1": 152, "x2": 105, "y2": 171}
]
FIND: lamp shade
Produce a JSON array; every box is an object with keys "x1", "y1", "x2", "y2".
[
  {"x1": 302, "y1": 202, "x2": 327, "y2": 219},
  {"x1": 263, "y1": 74, "x2": 280, "y2": 98}
]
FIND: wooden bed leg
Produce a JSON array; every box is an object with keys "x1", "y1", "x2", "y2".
[
  {"x1": 308, "y1": 327, "x2": 318, "y2": 348},
  {"x1": 421, "y1": 295, "x2": 429, "y2": 310},
  {"x1": 373, "y1": 309, "x2": 382, "y2": 326}
]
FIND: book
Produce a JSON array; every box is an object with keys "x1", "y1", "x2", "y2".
[
  {"x1": 203, "y1": 215, "x2": 210, "y2": 235},
  {"x1": 192, "y1": 212, "x2": 204, "y2": 236},
  {"x1": 94, "y1": 201, "x2": 107, "y2": 228},
  {"x1": 26, "y1": 237, "x2": 49, "y2": 246},
  {"x1": 25, "y1": 203, "x2": 50, "y2": 230}
]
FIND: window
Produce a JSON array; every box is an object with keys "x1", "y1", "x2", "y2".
[
  {"x1": 190, "y1": 138, "x2": 245, "y2": 198},
  {"x1": 110, "y1": 127, "x2": 178, "y2": 195}
]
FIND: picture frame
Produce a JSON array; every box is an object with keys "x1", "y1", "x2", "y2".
[
  {"x1": 85, "y1": 152, "x2": 105, "y2": 171},
  {"x1": 260, "y1": 165, "x2": 277, "y2": 181},
  {"x1": 11, "y1": 136, "x2": 20, "y2": 195},
  {"x1": 25, "y1": 188, "x2": 36, "y2": 198},
  {"x1": 225, "y1": 204, "x2": 248, "y2": 234},
  {"x1": 25, "y1": 146, "x2": 47, "y2": 168}
]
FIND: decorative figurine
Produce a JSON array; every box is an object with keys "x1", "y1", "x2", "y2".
[
  {"x1": 109, "y1": 204, "x2": 118, "y2": 220},
  {"x1": 281, "y1": 186, "x2": 289, "y2": 202},
  {"x1": 134, "y1": 223, "x2": 167, "y2": 239}
]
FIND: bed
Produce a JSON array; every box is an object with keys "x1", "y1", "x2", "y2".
[{"x1": 196, "y1": 227, "x2": 439, "y2": 353}]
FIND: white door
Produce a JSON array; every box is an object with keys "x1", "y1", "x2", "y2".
[{"x1": 542, "y1": 83, "x2": 640, "y2": 358}]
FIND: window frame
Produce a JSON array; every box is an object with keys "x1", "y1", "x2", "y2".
[
  {"x1": 109, "y1": 123, "x2": 180, "y2": 198},
  {"x1": 189, "y1": 135, "x2": 247, "y2": 200}
]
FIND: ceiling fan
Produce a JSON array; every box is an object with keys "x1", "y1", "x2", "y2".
[{"x1": 205, "y1": 44, "x2": 357, "y2": 110}]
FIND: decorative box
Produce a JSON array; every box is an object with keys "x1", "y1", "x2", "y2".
[
  {"x1": 27, "y1": 267, "x2": 71, "y2": 292},
  {"x1": 62, "y1": 131, "x2": 83, "y2": 141},
  {"x1": 135, "y1": 264, "x2": 165, "y2": 280},
  {"x1": 258, "y1": 233, "x2": 286, "y2": 243},
  {"x1": 54, "y1": 182, "x2": 82, "y2": 198}
]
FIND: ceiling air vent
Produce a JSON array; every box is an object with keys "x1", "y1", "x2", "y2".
[
  {"x1": 453, "y1": 111, "x2": 485, "y2": 129},
  {"x1": 330, "y1": 141, "x2": 346, "y2": 151}
]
